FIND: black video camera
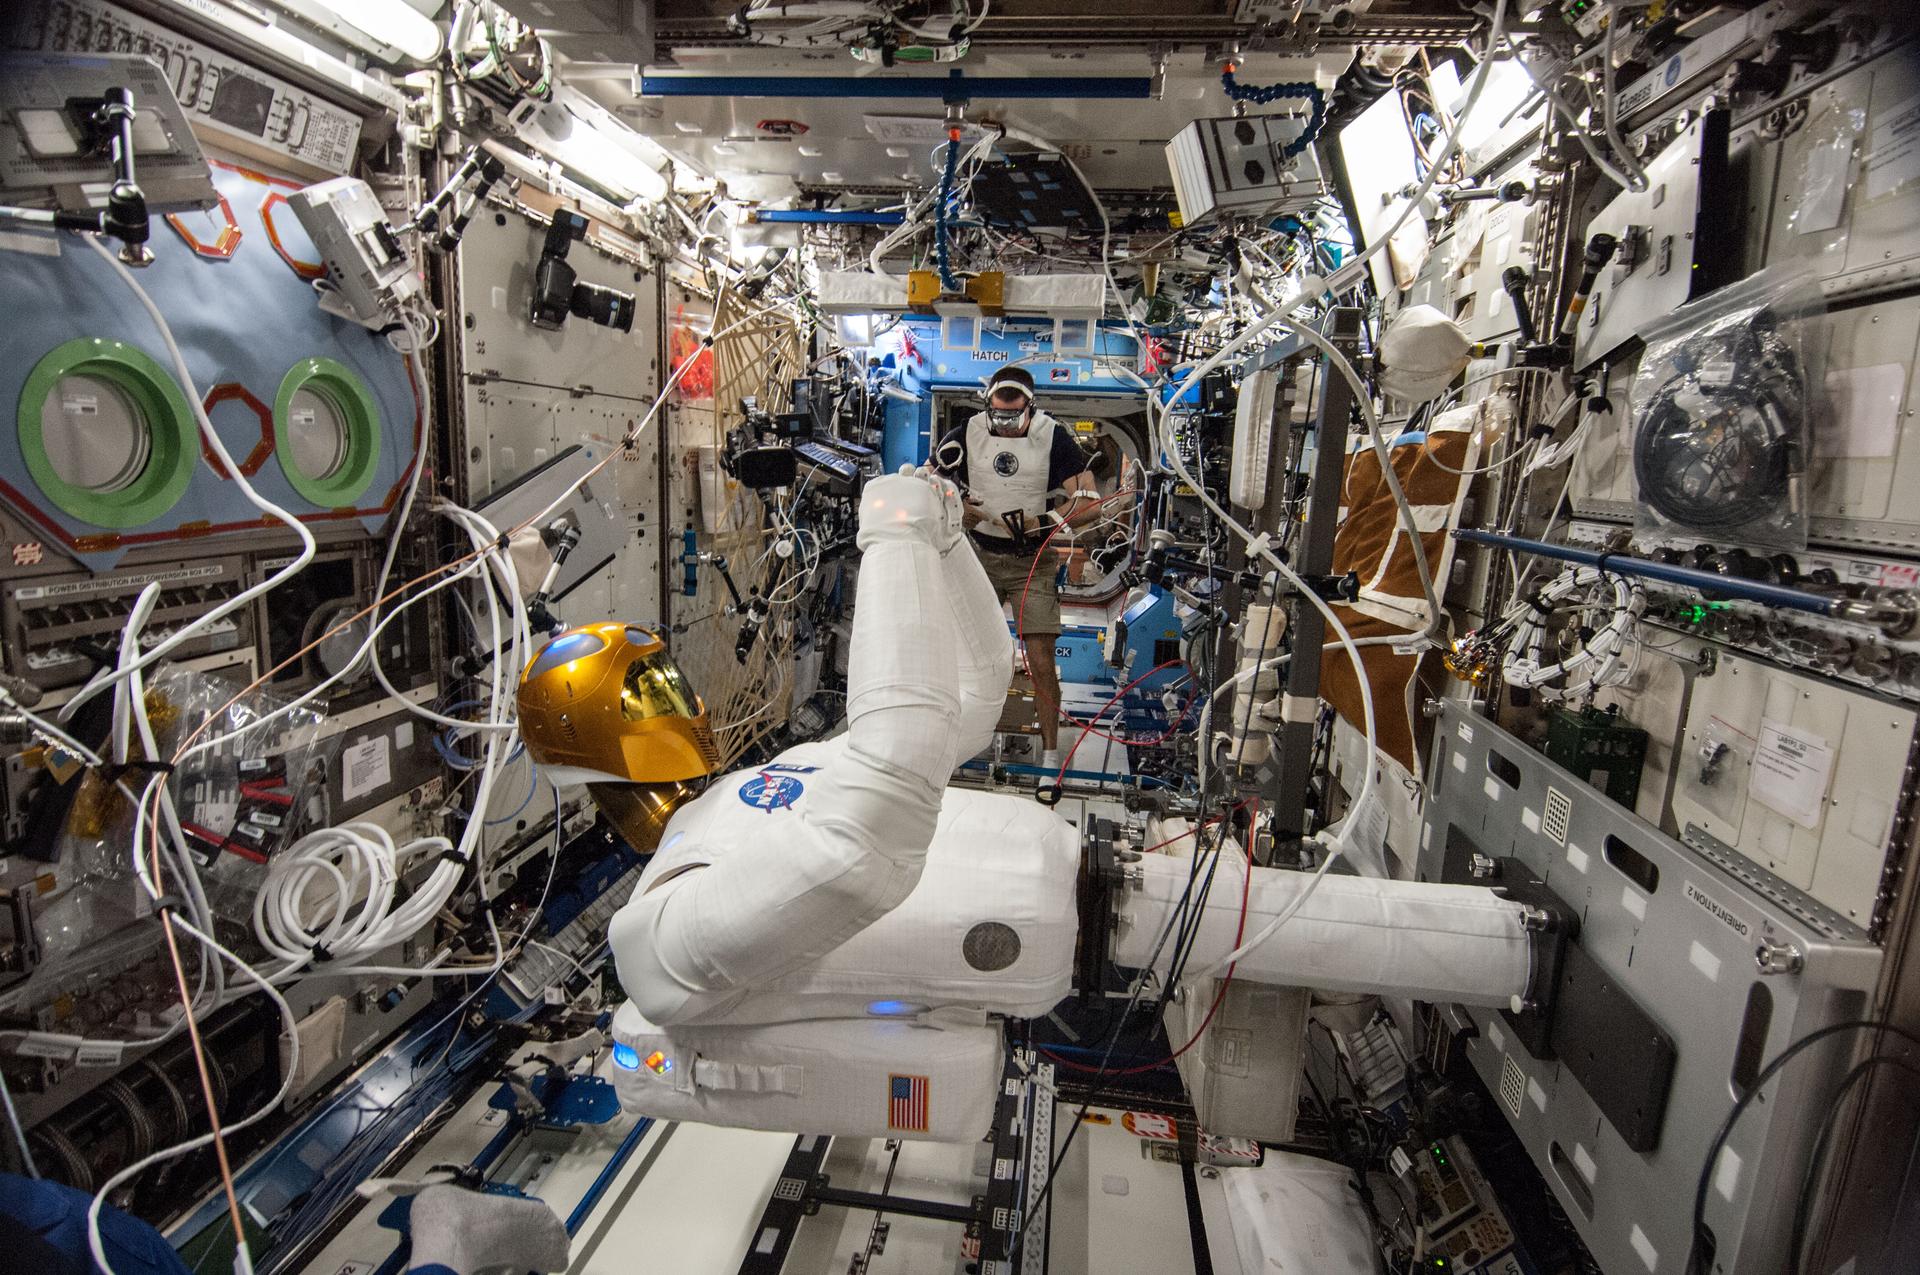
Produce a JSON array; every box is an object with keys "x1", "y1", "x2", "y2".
[
  {"x1": 530, "y1": 210, "x2": 636, "y2": 332},
  {"x1": 723, "y1": 397, "x2": 800, "y2": 489}
]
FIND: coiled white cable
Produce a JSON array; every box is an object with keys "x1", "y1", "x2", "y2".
[
  {"x1": 1500, "y1": 566, "x2": 1644, "y2": 694},
  {"x1": 253, "y1": 822, "x2": 463, "y2": 969}
]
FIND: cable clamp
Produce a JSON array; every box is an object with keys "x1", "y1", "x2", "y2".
[
  {"x1": 151, "y1": 891, "x2": 183, "y2": 916},
  {"x1": 436, "y1": 847, "x2": 473, "y2": 867},
  {"x1": 310, "y1": 942, "x2": 334, "y2": 963}
]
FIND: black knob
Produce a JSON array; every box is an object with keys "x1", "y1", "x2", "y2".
[{"x1": 1716, "y1": 548, "x2": 1763, "y2": 580}]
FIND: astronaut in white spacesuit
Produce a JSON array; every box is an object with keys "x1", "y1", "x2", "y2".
[{"x1": 518, "y1": 470, "x2": 1536, "y2": 1141}]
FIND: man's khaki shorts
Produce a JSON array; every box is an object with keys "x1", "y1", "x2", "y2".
[{"x1": 979, "y1": 546, "x2": 1061, "y2": 638}]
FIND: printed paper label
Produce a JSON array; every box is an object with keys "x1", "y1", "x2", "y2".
[
  {"x1": 341, "y1": 735, "x2": 393, "y2": 802},
  {"x1": 1749, "y1": 719, "x2": 1835, "y2": 829}
]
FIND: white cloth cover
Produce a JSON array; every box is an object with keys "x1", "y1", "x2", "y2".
[
  {"x1": 1114, "y1": 854, "x2": 1531, "y2": 1007},
  {"x1": 405, "y1": 1184, "x2": 571, "y2": 1275},
  {"x1": 962, "y1": 409, "x2": 1063, "y2": 542},
  {"x1": 1217, "y1": 1152, "x2": 1377, "y2": 1275},
  {"x1": 608, "y1": 472, "x2": 1019, "y2": 1027},
  {"x1": 1377, "y1": 303, "x2": 1473, "y2": 406},
  {"x1": 608, "y1": 1000, "x2": 1003, "y2": 1142}
]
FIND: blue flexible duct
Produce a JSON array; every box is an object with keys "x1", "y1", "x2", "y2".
[
  {"x1": 1219, "y1": 71, "x2": 1327, "y2": 159},
  {"x1": 936, "y1": 132, "x2": 962, "y2": 292}
]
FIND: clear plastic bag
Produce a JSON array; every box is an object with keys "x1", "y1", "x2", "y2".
[
  {"x1": 154, "y1": 667, "x2": 336, "y2": 914},
  {"x1": 53, "y1": 667, "x2": 334, "y2": 925},
  {"x1": 1629, "y1": 266, "x2": 1824, "y2": 552}
]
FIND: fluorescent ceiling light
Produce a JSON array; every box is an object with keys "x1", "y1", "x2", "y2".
[
  {"x1": 301, "y1": 0, "x2": 444, "y2": 62},
  {"x1": 1445, "y1": 57, "x2": 1536, "y2": 155},
  {"x1": 510, "y1": 92, "x2": 671, "y2": 203}
]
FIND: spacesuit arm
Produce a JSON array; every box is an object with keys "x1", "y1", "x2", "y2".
[
  {"x1": 936, "y1": 517, "x2": 1014, "y2": 758},
  {"x1": 611, "y1": 474, "x2": 998, "y2": 1024}
]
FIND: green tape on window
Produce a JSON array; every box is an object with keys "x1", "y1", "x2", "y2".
[
  {"x1": 17, "y1": 337, "x2": 198, "y2": 529},
  {"x1": 273, "y1": 357, "x2": 381, "y2": 508}
]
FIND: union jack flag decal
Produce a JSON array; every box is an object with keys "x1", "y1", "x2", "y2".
[{"x1": 888, "y1": 1074, "x2": 928, "y2": 1133}]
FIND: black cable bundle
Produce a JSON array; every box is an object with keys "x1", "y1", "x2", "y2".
[{"x1": 1631, "y1": 302, "x2": 1806, "y2": 535}]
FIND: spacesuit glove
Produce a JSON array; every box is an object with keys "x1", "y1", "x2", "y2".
[
  {"x1": 404, "y1": 1184, "x2": 570, "y2": 1275},
  {"x1": 859, "y1": 468, "x2": 964, "y2": 551}
]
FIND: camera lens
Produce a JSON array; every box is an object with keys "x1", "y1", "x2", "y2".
[{"x1": 571, "y1": 281, "x2": 636, "y2": 332}]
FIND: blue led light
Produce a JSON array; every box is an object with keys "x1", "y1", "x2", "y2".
[
  {"x1": 612, "y1": 1043, "x2": 640, "y2": 1070},
  {"x1": 527, "y1": 629, "x2": 606, "y2": 677},
  {"x1": 867, "y1": 1000, "x2": 918, "y2": 1016}
]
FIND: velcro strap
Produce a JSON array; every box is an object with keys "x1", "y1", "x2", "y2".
[{"x1": 691, "y1": 1058, "x2": 804, "y2": 1095}]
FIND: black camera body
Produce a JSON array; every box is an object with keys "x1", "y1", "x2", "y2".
[
  {"x1": 530, "y1": 210, "x2": 636, "y2": 333},
  {"x1": 723, "y1": 397, "x2": 801, "y2": 489}
]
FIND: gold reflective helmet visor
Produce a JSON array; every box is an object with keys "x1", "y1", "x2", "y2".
[{"x1": 517, "y1": 623, "x2": 720, "y2": 850}]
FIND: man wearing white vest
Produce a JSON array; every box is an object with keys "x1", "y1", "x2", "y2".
[{"x1": 935, "y1": 365, "x2": 1100, "y2": 782}]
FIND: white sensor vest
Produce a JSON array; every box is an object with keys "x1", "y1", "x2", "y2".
[{"x1": 964, "y1": 410, "x2": 1059, "y2": 542}]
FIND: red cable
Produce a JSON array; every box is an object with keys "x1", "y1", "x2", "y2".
[
  {"x1": 1043, "y1": 799, "x2": 1260, "y2": 1077},
  {"x1": 1051, "y1": 656, "x2": 1196, "y2": 788}
]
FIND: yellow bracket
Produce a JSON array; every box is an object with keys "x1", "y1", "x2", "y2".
[
  {"x1": 905, "y1": 269, "x2": 1007, "y2": 314},
  {"x1": 965, "y1": 271, "x2": 1005, "y2": 313}
]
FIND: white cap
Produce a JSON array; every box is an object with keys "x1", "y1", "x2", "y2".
[{"x1": 1377, "y1": 304, "x2": 1473, "y2": 406}]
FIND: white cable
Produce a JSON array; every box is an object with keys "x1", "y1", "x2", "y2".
[
  {"x1": 1510, "y1": 38, "x2": 1647, "y2": 193},
  {"x1": 253, "y1": 822, "x2": 462, "y2": 969},
  {"x1": 0, "y1": 692, "x2": 105, "y2": 767},
  {"x1": 1320, "y1": 0, "x2": 1511, "y2": 298},
  {"x1": 1422, "y1": 389, "x2": 1578, "y2": 478},
  {"x1": 1599, "y1": 19, "x2": 1650, "y2": 192}
]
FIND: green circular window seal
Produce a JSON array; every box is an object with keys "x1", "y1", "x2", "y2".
[
  {"x1": 18, "y1": 337, "x2": 198, "y2": 529},
  {"x1": 273, "y1": 357, "x2": 381, "y2": 507}
]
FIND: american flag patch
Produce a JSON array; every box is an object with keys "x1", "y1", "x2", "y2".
[{"x1": 888, "y1": 1074, "x2": 928, "y2": 1132}]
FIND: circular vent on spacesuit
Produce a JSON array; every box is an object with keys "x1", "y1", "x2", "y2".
[{"x1": 962, "y1": 922, "x2": 1021, "y2": 972}]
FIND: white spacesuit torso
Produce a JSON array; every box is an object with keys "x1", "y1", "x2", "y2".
[{"x1": 638, "y1": 737, "x2": 1081, "y2": 1028}]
